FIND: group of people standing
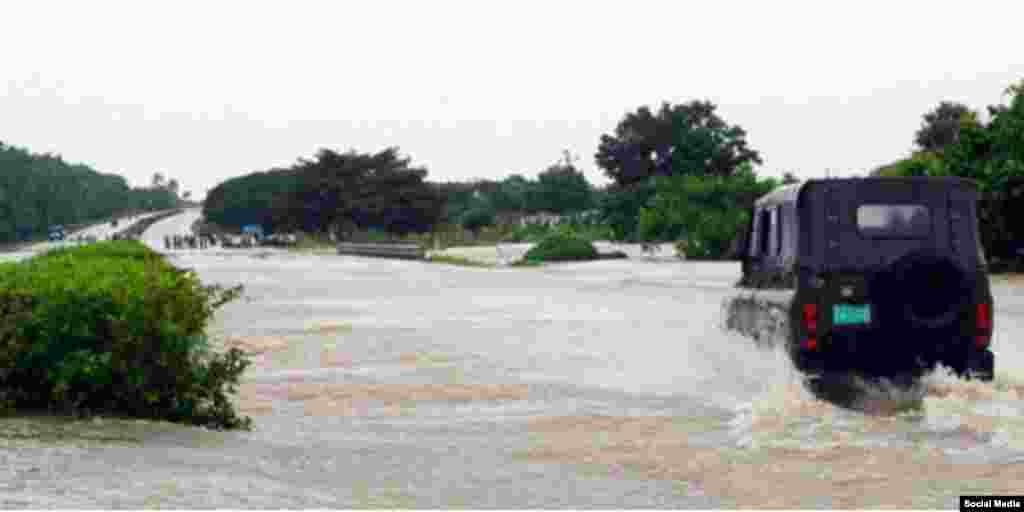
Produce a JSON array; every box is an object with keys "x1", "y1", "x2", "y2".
[{"x1": 164, "y1": 234, "x2": 217, "y2": 250}]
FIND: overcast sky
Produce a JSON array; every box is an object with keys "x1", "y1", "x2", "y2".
[{"x1": 2, "y1": 1, "x2": 1023, "y2": 200}]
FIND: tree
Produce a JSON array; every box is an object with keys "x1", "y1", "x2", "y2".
[
  {"x1": 460, "y1": 207, "x2": 496, "y2": 237},
  {"x1": 166, "y1": 178, "x2": 180, "y2": 197},
  {"x1": 637, "y1": 169, "x2": 780, "y2": 259},
  {"x1": 915, "y1": 101, "x2": 975, "y2": 153},
  {"x1": 0, "y1": 141, "x2": 177, "y2": 243},
  {"x1": 597, "y1": 180, "x2": 658, "y2": 241},
  {"x1": 533, "y1": 155, "x2": 594, "y2": 214},
  {"x1": 152, "y1": 172, "x2": 165, "y2": 189},
  {"x1": 872, "y1": 152, "x2": 947, "y2": 178},
  {"x1": 486, "y1": 174, "x2": 532, "y2": 212},
  {"x1": 203, "y1": 147, "x2": 442, "y2": 238},
  {"x1": 595, "y1": 100, "x2": 762, "y2": 186}
]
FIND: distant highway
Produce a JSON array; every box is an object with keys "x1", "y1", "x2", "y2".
[
  {"x1": 1, "y1": 210, "x2": 176, "y2": 262},
  {"x1": 140, "y1": 208, "x2": 204, "y2": 252}
]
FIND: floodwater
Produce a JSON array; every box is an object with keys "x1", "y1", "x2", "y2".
[{"x1": 2, "y1": 219, "x2": 1024, "y2": 507}]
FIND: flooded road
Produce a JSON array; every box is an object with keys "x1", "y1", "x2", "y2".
[{"x1": 3, "y1": 243, "x2": 1024, "y2": 507}]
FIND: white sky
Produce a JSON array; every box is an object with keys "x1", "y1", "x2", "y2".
[{"x1": 2, "y1": 1, "x2": 1023, "y2": 200}]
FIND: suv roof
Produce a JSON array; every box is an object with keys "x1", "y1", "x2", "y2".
[
  {"x1": 755, "y1": 176, "x2": 979, "y2": 209},
  {"x1": 740, "y1": 176, "x2": 985, "y2": 287}
]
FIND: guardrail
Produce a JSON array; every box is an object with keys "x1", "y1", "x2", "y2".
[{"x1": 337, "y1": 241, "x2": 426, "y2": 260}]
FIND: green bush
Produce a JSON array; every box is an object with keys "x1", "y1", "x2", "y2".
[
  {"x1": 522, "y1": 227, "x2": 600, "y2": 263},
  {"x1": 638, "y1": 172, "x2": 777, "y2": 259},
  {"x1": 460, "y1": 208, "x2": 496, "y2": 235},
  {"x1": 597, "y1": 180, "x2": 658, "y2": 242},
  {"x1": 0, "y1": 240, "x2": 250, "y2": 430},
  {"x1": 506, "y1": 222, "x2": 554, "y2": 243}
]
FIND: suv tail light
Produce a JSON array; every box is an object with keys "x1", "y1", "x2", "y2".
[
  {"x1": 975, "y1": 303, "x2": 992, "y2": 349},
  {"x1": 801, "y1": 303, "x2": 818, "y2": 351},
  {"x1": 802, "y1": 304, "x2": 818, "y2": 333}
]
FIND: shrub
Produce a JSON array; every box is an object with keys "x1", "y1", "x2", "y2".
[
  {"x1": 0, "y1": 240, "x2": 250, "y2": 430},
  {"x1": 522, "y1": 228, "x2": 600, "y2": 263},
  {"x1": 506, "y1": 222, "x2": 554, "y2": 243},
  {"x1": 638, "y1": 172, "x2": 776, "y2": 259},
  {"x1": 460, "y1": 208, "x2": 496, "y2": 235}
]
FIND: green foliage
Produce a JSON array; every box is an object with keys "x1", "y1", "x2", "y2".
[
  {"x1": 891, "y1": 80, "x2": 1024, "y2": 263},
  {"x1": 202, "y1": 147, "x2": 599, "y2": 244},
  {"x1": 638, "y1": 171, "x2": 779, "y2": 260},
  {"x1": 505, "y1": 222, "x2": 553, "y2": 243},
  {"x1": 0, "y1": 241, "x2": 250, "y2": 430},
  {"x1": 915, "y1": 101, "x2": 975, "y2": 153},
  {"x1": 522, "y1": 226, "x2": 600, "y2": 263},
  {"x1": 203, "y1": 167, "x2": 301, "y2": 234},
  {"x1": 596, "y1": 180, "x2": 658, "y2": 242},
  {"x1": 0, "y1": 141, "x2": 182, "y2": 243},
  {"x1": 204, "y1": 148, "x2": 442, "y2": 238},
  {"x1": 487, "y1": 175, "x2": 532, "y2": 212},
  {"x1": 595, "y1": 100, "x2": 762, "y2": 186},
  {"x1": 873, "y1": 151, "x2": 948, "y2": 178},
  {"x1": 460, "y1": 207, "x2": 496, "y2": 235},
  {"x1": 531, "y1": 159, "x2": 594, "y2": 214},
  {"x1": 439, "y1": 166, "x2": 594, "y2": 222}
]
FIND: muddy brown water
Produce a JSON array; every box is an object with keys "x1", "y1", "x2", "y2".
[{"x1": 2, "y1": 248, "x2": 1023, "y2": 508}]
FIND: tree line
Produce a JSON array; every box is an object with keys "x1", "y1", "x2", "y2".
[
  {"x1": 0, "y1": 142, "x2": 185, "y2": 243},
  {"x1": 9, "y1": 78, "x2": 1022, "y2": 262},
  {"x1": 202, "y1": 98, "x2": 782, "y2": 256},
  {"x1": 873, "y1": 80, "x2": 1024, "y2": 265},
  {"x1": 202, "y1": 148, "x2": 600, "y2": 238}
]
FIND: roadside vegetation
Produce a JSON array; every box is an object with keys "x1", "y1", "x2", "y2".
[
  {"x1": 872, "y1": 81, "x2": 1024, "y2": 272},
  {"x1": 522, "y1": 231, "x2": 599, "y2": 263},
  {"x1": 0, "y1": 240, "x2": 251, "y2": 430},
  {"x1": 515, "y1": 225, "x2": 624, "y2": 264},
  {"x1": 196, "y1": 100, "x2": 788, "y2": 263},
  {"x1": 9, "y1": 81, "x2": 1022, "y2": 270},
  {"x1": 0, "y1": 143, "x2": 190, "y2": 245}
]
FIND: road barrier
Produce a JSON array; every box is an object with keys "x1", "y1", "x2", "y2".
[{"x1": 337, "y1": 241, "x2": 426, "y2": 260}]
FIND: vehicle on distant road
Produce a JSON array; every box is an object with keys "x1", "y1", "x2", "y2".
[
  {"x1": 261, "y1": 233, "x2": 298, "y2": 247},
  {"x1": 48, "y1": 225, "x2": 66, "y2": 242},
  {"x1": 242, "y1": 224, "x2": 265, "y2": 243}
]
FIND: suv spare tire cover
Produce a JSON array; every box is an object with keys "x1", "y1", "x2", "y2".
[{"x1": 878, "y1": 248, "x2": 974, "y2": 330}]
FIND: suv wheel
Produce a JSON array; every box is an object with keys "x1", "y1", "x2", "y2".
[{"x1": 878, "y1": 249, "x2": 974, "y2": 330}]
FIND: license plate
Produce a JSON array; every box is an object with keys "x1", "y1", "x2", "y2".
[{"x1": 833, "y1": 304, "x2": 871, "y2": 325}]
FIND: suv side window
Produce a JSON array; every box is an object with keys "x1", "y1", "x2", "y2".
[
  {"x1": 758, "y1": 208, "x2": 771, "y2": 256},
  {"x1": 775, "y1": 206, "x2": 783, "y2": 255}
]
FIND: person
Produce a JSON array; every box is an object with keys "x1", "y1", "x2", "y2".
[{"x1": 164, "y1": 236, "x2": 171, "y2": 250}]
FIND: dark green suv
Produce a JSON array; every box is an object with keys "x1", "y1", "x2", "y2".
[{"x1": 736, "y1": 176, "x2": 994, "y2": 381}]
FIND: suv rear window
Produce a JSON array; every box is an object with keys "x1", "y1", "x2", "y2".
[{"x1": 857, "y1": 204, "x2": 931, "y2": 238}]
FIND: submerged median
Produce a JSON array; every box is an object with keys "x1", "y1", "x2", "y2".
[{"x1": 0, "y1": 240, "x2": 251, "y2": 430}]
